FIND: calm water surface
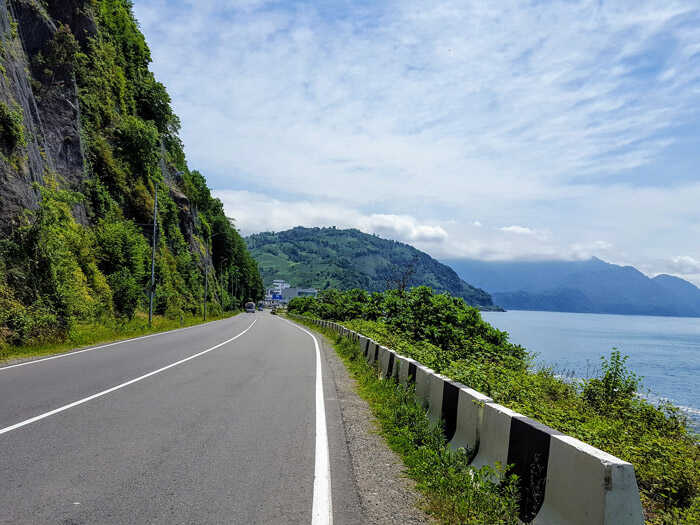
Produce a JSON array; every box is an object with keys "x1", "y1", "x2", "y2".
[{"x1": 482, "y1": 310, "x2": 700, "y2": 431}]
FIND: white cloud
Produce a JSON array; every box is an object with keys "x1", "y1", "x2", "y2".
[
  {"x1": 357, "y1": 214, "x2": 448, "y2": 243},
  {"x1": 133, "y1": 0, "x2": 700, "y2": 280},
  {"x1": 215, "y1": 190, "x2": 447, "y2": 243},
  {"x1": 500, "y1": 226, "x2": 536, "y2": 236},
  {"x1": 667, "y1": 256, "x2": 700, "y2": 275},
  {"x1": 568, "y1": 241, "x2": 614, "y2": 260}
]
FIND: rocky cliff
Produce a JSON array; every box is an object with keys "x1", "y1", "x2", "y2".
[{"x1": 0, "y1": 0, "x2": 263, "y2": 347}]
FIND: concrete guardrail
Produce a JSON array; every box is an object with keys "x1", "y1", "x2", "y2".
[{"x1": 288, "y1": 314, "x2": 645, "y2": 525}]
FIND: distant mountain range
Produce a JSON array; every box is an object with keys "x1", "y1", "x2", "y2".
[
  {"x1": 246, "y1": 227, "x2": 494, "y2": 307},
  {"x1": 443, "y1": 257, "x2": 700, "y2": 317}
]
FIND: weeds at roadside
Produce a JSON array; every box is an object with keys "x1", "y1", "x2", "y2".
[
  {"x1": 296, "y1": 317, "x2": 520, "y2": 525},
  {"x1": 342, "y1": 318, "x2": 700, "y2": 525},
  {"x1": 0, "y1": 310, "x2": 240, "y2": 364}
]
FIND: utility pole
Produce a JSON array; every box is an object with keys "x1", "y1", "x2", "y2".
[
  {"x1": 204, "y1": 242, "x2": 209, "y2": 321},
  {"x1": 148, "y1": 182, "x2": 158, "y2": 327}
]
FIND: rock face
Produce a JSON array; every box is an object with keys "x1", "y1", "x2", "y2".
[
  {"x1": 0, "y1": 0, "x2": 264, "y2": 339},
  {"x1": 0, "y1": 0, "x2": 94, "y2": 227},
  {"x1": 0, "y1": 0, "x2": 49, "y2": 227},
  {"x1": 0, "y1": 0, "x2": 184, "y2": 236}
]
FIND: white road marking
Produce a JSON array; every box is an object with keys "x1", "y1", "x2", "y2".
[
  {"x1": 279, "y1": 317, "x2": 333, "y2": 525},
  {"x1": 0, "y1": 320, "x2": 257, "y2": 436},
  {"x1": 0, "y1": 317, "x2": 237, "y2": 372}
]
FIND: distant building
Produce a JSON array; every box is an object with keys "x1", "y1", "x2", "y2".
[
  {"x1": 270, "y1": 280, "x2": 291, "y2": 295},
  {"x1": 265, "y1": 280, "x2": 290, "y2": 303},
  {"x1": 281, "y1": 287, "x2": 318, "y2": 304},
  {"x1": 263, "y1": 280, "x2": 316, "y2": 305}
]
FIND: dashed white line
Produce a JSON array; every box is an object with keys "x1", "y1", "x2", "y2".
[
  {"x1": 0, "y1": 320, "x2": 257, "y2": 436},
  {"x1": 279, "y1": 316, "x2": 333, "y2": 525}
]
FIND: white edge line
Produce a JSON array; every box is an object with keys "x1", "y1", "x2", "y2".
[
  {"x1": 0, "y1": 320, "x2": 257, "y2": 436},
  {"x1": 0, "y1": 316, "x2": 237, "y2": 372},
  {"x1": 278, "y1": 316, "x2": 333, "y2": 525}
]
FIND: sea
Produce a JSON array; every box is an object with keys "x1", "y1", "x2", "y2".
[{"x1": 482, "y1": 309, "x2": 700, "y2": 433}]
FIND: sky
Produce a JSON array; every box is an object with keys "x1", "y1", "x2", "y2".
[{"x1": 133, "y1": 0, "x2": 700, "y2": 284}]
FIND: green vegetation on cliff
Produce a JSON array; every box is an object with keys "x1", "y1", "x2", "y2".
[
  {"x1": 247, "y1": 226, "x2": 493, "y2": 307},
  {"x1": 289, "y1": 288, "x2": 700, "y2": 524},
  {"x1": 0, "y1": 0, "x2": 263, "y2": 356}
]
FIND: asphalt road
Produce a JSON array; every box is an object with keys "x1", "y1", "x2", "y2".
[{"x1": 0, "y1": 312, "x2": 362, "y2": 524}]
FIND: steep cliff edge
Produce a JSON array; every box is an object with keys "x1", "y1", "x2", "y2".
[{"x1": 0, "y1": 0, "x2": 263, "y2": 349}]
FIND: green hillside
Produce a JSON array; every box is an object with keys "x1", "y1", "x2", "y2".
[
  {"x1": 246, "y1": 227, "x2": 494, "y2": 307},
  {"x1": 0, "y1": 0, "x2": 263, "y2": 353}
]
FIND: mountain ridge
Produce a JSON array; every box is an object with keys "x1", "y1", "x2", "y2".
[{"x1": 444, "y1": 257, "x2": 700, "y2": 317}]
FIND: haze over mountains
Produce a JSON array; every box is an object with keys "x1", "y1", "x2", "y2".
[
  {"x1": 445, "y1": 257, "x2": 700, "y2": 317},
  {"x1": 245, "y1": 227, "x2": 494, "y2": 307}
]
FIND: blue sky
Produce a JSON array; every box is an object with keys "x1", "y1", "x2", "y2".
[{"x1": 133, "y1": 0, "x2": 700, "y2": 284}]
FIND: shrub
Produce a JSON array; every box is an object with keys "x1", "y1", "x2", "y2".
[
  {"x1": 107, "y1": 268, "x2": 141, "y2": 319},
  {"x1": 583, "y1": 349, "x2": 640, "y2": 413},
  {"x1": 0, "y1": 101, "x2": 26, "y2": 152}
]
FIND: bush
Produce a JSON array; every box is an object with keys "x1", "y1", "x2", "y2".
[
  {"x1": 288, "y1": 286, "x2": 526, "y2": 364},
  {"x1": 583, "y1": 349, "x2": 640, "y2": 413},
  {"x1": 0, "y1": 101, "x2": 26, "y2": 152},
  {"x1": 107, "y1": 268, "x2": 141, "y2": 319}
]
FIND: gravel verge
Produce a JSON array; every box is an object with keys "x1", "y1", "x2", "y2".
[{"x1": 318, "y1": 329, "x2": 434, "y2": 524}]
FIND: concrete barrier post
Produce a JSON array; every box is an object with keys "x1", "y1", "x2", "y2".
[
  {"x1": 396, "y1": 355, "x2": 418, "y2": 386},
  {"x1": 378, "y1": 347, "x2": 398, "y2": 379},
  {"x1": 367, "y1": 342, "x2": 379, "y2": 365},
  {"x1": 470, "y1": 402, "x2": 520, "y2": 472},
  {"x1": 425, "y1": 373, "x2": 463, "y2": 442},
  {"x1": 448, "y1": 387, "x2": 493, "y2": 455},
  {"x1": 414, "y1": 365, "x2": 433, "y2": 408},
  {"x1": 376, "y1": 345, "x2": 388, "y2": 372},
  {"x1": 534, "y1": 435, "x2": 644, "y2": 525}
]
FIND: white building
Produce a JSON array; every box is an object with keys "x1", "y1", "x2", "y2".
[{"x1": 270, "y1": 280, "x2": 291, "y2": 294}]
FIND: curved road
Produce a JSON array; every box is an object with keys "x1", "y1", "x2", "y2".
[{"x1": 0, "y1": 313, "x2": 362, "y2": 524}]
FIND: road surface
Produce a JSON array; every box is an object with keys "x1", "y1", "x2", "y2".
[{"x1": 0, "y1": 312, "x2": 363, "y2": 524}]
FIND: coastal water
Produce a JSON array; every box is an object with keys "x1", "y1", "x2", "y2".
[{"x1": 482, "y1": 310, "x2": 700, "y2": 432}]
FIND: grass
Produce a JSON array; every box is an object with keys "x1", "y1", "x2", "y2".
[
  {"x1": 291, "y1": 315, "x2": 521, "y2": 525},
  {"x1": 0, "y1": 310, "x2": 240, "y2": 365},
  {"x1": 339, "y1": 318, "x2": 700, "y2": 525}
]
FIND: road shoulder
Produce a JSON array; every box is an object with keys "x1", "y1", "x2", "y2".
[{"x1": 318, "y1": 327, "x2": 433, "y2": 524}]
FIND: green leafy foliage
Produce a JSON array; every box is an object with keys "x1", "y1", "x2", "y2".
[
  {"x1": 289, "y1": 287, "x2": 525, "y2": 364},
  {"x1": 289, "y1": 292, "x2": 700, "y2": 523},
  {"x1": 0, "y1": 101, "x2": 26, "y2": 152},
  {"x1": 1, "y1": 182, "x2": 111, "y2": 344},
  {"x1": 582, "y1": 349, "x2": 640, "y2": 412},
  {"x1": 31, "y1": 24, "x2": 79, "y2": 85}
]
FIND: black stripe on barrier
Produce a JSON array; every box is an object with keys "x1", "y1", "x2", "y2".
[
  {"x1": 364, "y1": 339, "x2": 370, "y2": 357},
  {"x1": 507, "y1": 417, "x2": 560, "y2": 522},
  {"x1": 386, "y1": 353, "x2": 395, "y2": 378},
  {"x1": 374, "y1": 345, "x2": 379, "y2": 362},
  {"x1": 441, "y1": 381, "x2": 459, "y2": 441},
  {"x1": 407, "y1": 363, "x2": 417, "y2": 384}
]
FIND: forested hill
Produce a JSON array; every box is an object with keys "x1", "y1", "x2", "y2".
[
  {"x1": 246, "y1": 227, "x2": 494, "y2": 307},
  {"x1": 0, "y1": 0, "x2": 263, "y2": 349}
]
